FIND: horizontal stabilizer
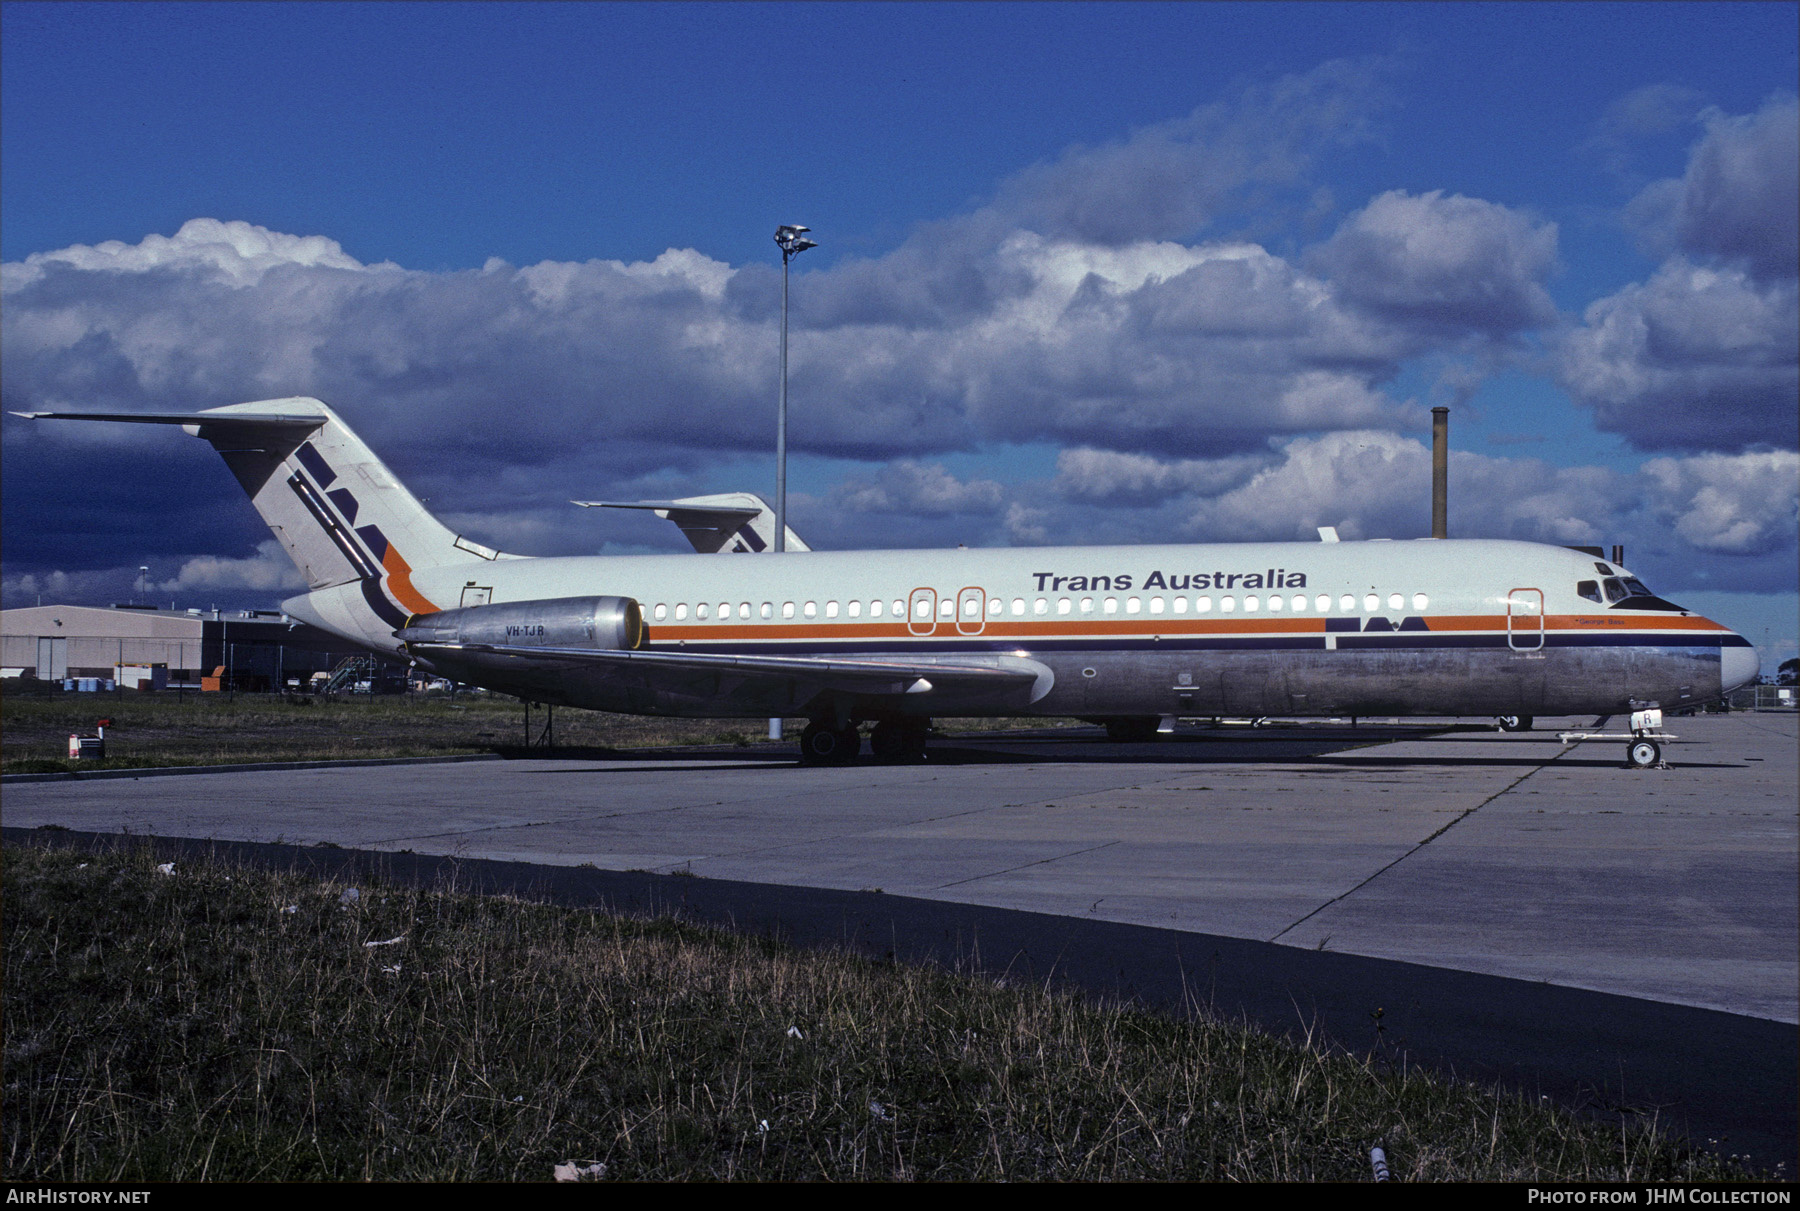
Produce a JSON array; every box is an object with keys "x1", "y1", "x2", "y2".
[
  {"x1": 574, "y1": 492, "x2": 811, "y2": 553},
  {"x1": 16, "y1": 409, "x2": 328, "y2": 430}
]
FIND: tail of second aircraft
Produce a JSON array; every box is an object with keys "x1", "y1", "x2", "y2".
[{"x1": 20, "y1": 397, "x2": 509, "y2": 643}]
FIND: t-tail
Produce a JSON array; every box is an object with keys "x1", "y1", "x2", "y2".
[{"x1": 17, "y1": 397, "x2": 512, "y2": 651}]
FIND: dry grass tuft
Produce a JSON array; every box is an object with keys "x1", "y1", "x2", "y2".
[{"x1": 3, "y1": 843, "x2": 1751, "y2": 1182}]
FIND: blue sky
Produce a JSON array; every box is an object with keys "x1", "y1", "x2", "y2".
[{"x1": 3, "y1": 1, "x2": 1796, "y2": 667}]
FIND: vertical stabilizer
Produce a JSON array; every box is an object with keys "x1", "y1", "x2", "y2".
[{"x1": 21, "y1": 397, "x2": 510, "y2": 641}]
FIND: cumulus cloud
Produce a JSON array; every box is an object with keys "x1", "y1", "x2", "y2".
[
  {"x1": 828, "y1": 461, "x2": 1005, "y2": 516},
  {"x1": 1564, "y1": 96, "x2": 1799, "y2": 453},
  {"x1": 1054, "y1": 447, "x2": 1269, "y2": 503},
  {"x1": 1640, "y1": 450, "x2": 1800, "y2": 555},
  {"x1": 2, "y1": 68, "x2": 1791, "y2": 615},
  {"x1": 1306, "y1": 190, "x2": 1559, "y2": 338},
  {"x1": 156, "y1": 539, "x2": 308, "y2": 594},
  {"x1": 0, "y1": 218, "x2": 373, "y2": 287},
  {"x1": 1625, "y1": 95, "x2": 1800, "y2": 281},
  {"x1": 1558, "y1": 258, "x2": 1798, "y2": 451},
  {"x1": 986, "y1": 57, "x2": 1391, "y2": 246}
]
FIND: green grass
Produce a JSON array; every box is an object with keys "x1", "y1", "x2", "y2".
[
  {"x1": 2, "y1": 683, "x2": 1080, "y2": 774},
  {"x1": 2, "y1": 842, "x2": 1757, "y2": 1182}
]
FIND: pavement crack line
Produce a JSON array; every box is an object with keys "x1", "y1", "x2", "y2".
[
  {"x1": 1267, "y1": 742, "x2": 1578, "y2": 945},
  {"x1": 934, "y1": 840, "x2": 1122, "y2": 890}
]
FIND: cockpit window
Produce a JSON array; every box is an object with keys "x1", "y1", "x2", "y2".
[
  {"x1": 1603, "y1": 578, "x2": 1627, "y2": 603},
  {"x1": 1577, "y1": 580, "x2": 1602, "y2": 603},
  {"x1": 1594, "y1": 562, "x2": 1614, "y2": 576},
  {"x1": 1621, "y1": 577, "x2": 1653, "y2": 598}
]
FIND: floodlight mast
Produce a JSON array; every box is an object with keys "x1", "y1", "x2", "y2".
[{"x1": 773, "y1": 225, "x2": 816, "y2": 555}]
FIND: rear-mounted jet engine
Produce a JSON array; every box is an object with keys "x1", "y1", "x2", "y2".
[{"x1": 398, "y1": 596, "x2": 644, "y2": 652}]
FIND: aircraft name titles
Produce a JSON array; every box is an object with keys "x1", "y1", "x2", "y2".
[{"x1": 1031, "y1": 569, "x2": 1308, "y2": 593}]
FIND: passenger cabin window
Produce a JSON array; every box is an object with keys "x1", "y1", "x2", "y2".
[
  {"x1": 653, "y1": 603, "x2": 668, "y2": 621},
  {"x1": 1577, "y1": 580, "x2": 1602, "y2": 603},
  {"x1": 1412, "y1": 593, "x2": 1429, "y2": 611},
  {"x1": 675, "y1": 603, "x2": 689, "y2": 621},
  {"x1": 696, "y1": 603, "x2": 710, "y2": 620},
  {"x1": 804, "y1": 601, "x2": 818, "y2": 618},
  {"x1": 847, "y1": 600, "x2": 861, "y2": 618},
  {"x1": 826, "y1": 601, "x2": 839, "y2": 619}
]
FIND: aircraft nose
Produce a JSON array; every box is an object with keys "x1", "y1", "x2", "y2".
[{"x1": 1720, "y1": 637, "x2": 1760, "y2": 694}]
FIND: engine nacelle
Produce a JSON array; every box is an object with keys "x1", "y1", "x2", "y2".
[{"x1": 398, "y1": 595, "x2": 644, "y2": 651}]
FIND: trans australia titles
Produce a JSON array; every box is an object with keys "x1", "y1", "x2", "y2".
[{"x1": 1030, "y1": 568, "x2": 1309, "y2": 593}]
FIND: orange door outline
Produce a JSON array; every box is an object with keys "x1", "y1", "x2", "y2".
[
  {"x1": 956, "y1": 586, "x2": 987, "y2": 635},
  {"x1": 907, "y1": 587, "x2": 938, "y2": 636},
  {"x1": 1507, "y1": 587, "x2": 1544, "y2": 651}
]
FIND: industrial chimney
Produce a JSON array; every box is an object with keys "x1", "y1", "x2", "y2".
[{"x1": 1431, "y1": 407, "x2": 1449, "y2": 539}]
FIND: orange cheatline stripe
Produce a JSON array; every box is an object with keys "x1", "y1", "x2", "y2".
[
  {"x1": 381, "y1": 547, "x2": 439, "y2": 615},
  {"x1": 1426, "y1": 614, "x2": 1729, "y2": 633},
  {"x1": 645, "y1": 612, "x2": 1729, "y2": 644}
]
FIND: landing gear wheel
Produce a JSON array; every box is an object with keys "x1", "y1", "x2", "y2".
[
  {"x1": 1626, "y1": 738, "x2": 1662, "y2": 769},
  {"x1": 1497, "y1": 715, "x2": 1534, "y2": 732},
  {"x1": 870, "y1": 721, "x2": 928, "y2": 762},
  {"x1": 799, "y1": 722, "x2": 861, "y2": 765}
]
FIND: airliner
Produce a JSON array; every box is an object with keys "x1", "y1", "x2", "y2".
[{"x1": 21, "y1": 398, "x2": 1759, "y2": 766}]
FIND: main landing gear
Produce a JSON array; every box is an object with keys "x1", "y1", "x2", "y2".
[
  {"x1": 798, "y1": 722, "x2": 861, "y2": 765},
  {"x1": 798, "y1": 719, "x2": 930, "y2": 766}
]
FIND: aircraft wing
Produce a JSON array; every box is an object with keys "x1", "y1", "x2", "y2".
[{"x1": 403, "y1": 639, "x2": 1048, "y2": 711}]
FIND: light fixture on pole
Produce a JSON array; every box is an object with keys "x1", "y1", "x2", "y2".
[
  {"x1": 769, "y1": 225, "x2": 816, "y2": 745},
  {"x1": 773, "y1": 224, "x2": 816, "y2": 555}
]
